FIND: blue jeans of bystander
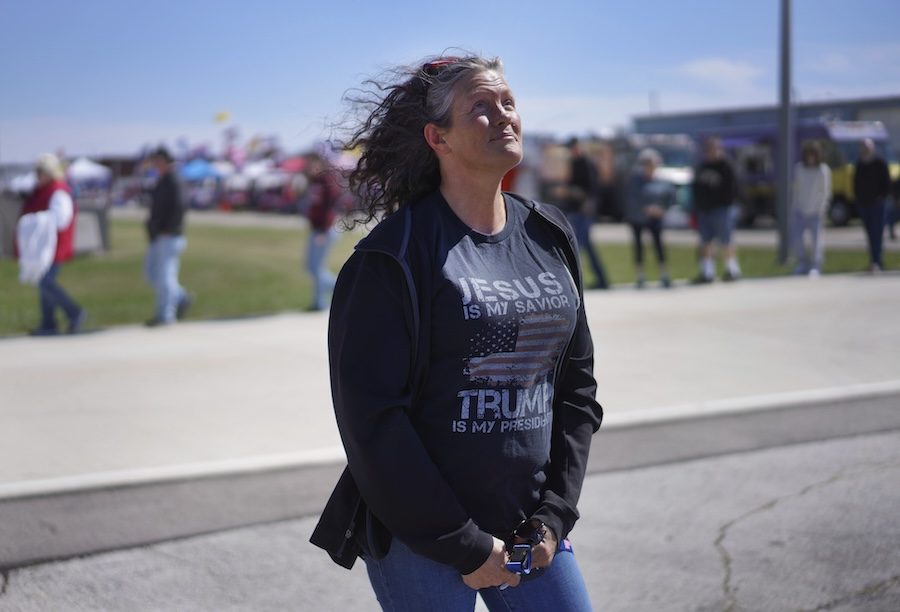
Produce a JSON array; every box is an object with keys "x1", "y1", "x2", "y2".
[
  {"x1": 306, "y1": 228, "x2": 337, "y2": 310},
  {"x1": 858, "y1": 199, "x2": 886, "y2": 268},
  {"x1": 566, "y1": 212, "x2": 608, "y2": 288},
  {"x1": 37, "y1": 263, "x2": 81, "y2": 331},
  {"x1": 789, "y1": 210, "x2": 824, "y2": 273},
  {"x1": 145, "y1": 235, "x2": 187, "y2": 323}
]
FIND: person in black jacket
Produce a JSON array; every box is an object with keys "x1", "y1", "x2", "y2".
[
  {"x1": 853, "y1": 139, "x2": 892, "y2": 271},
  {"x1": 145, "y1": 147, "x2": 191, "y2": 326},
  {"x1": 310, "y1": 54, "x2": 602, "y2": 611},
  {"x1": 692, "y1": 137, "x2": 742, "y2": 282}
]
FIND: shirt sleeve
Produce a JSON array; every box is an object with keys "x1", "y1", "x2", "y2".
[
  {"x1": 48, "y1": 190, "x2": 74, "y2": 230},
  {"x1": 328, "y1": 250, "x2": 495, "y2": 575}
]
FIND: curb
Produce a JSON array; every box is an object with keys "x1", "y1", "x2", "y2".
[{"x1": 2, "y1": 385, "x2": 899, "y2": 569}]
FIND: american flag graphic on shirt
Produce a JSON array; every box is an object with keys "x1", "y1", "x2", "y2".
[{"x1": 464, "y1": 314, "x2": 572, "y2": 388}]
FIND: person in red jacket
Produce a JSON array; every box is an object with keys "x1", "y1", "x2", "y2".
[
  {"x1": 19, "y1": 154, "x2": 86, "y2": 335},
  {"x1": 302, "y1": 153, "x2": 343, "y2": 311}
]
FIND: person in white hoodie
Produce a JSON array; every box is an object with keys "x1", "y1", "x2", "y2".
[{"x1": 790, "y1": 141, "x2": 831, "y2": 277}]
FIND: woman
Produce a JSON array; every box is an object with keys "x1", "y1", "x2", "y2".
[
  {"x1": 302, "y1": 152, "x2": 342, "y2": 311},
  {"x1": 624, "y1": 148, "x2": 672, "y2": 288},
  {"x1": 790, "y1": 141, "x2": 831, "y2": 277},
  {"x1": 310, "y1": 54, "x2": 602, "y2": 611},
  {"x1": 19, "y1": 154, "x2": 86, "y2": 335}
]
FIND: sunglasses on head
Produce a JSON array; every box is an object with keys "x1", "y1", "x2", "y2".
[{"x1": 422, "y1": 57, "x2": 462, "y2": 76}]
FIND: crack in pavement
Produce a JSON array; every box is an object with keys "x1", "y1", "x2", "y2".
[
  {"x1": 714, "y1": 459, "x2": 900, "y2": 612},
  {"x1": 798, "y1": 574, "x2": 900, "y2": 611}
]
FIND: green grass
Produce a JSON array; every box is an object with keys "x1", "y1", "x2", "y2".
[
  {"x1": 581, "y1": 241, "x2": 900, "y2": 288},
  {"x1": 1, "y1": 218, "x2": 895, "y2": 336},
  {"x1": 0, "y1": 219, "x2": 358, "y2": 335}
]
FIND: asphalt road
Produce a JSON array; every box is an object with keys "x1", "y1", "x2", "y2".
[{"x1": 2, "y1": 425, "x2": 898, "y2": 612}]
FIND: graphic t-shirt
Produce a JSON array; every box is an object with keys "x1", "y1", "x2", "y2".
[{"x1": 411, "y1": 194, "x2": 579, "y2": 536}]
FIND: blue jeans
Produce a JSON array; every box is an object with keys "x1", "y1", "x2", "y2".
[
  {"x1": 145, "y1": 235, "x2": 187, "y2": 322},
  {"x1": 858, "y1": 199, "x2": 886, "y2": 268},
  {"x1": 307, "y1": 228, "x2": 337, "y2": 310},
  {"x1": 789, "y1": 210, "x2": 824, "y2": 273},
  {"x1": 566, "y1": 212, "x2": 608, "y2": 288},
  {"x1": 363, "y1": 537, "x2": 593, "y2": 612},
  {"x1": 38, "y1": 263, "x2": 81, "y2": 331}
]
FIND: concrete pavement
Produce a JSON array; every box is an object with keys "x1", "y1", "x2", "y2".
[
  {"x1": 2, "y1": 274, "x2": 899, "y2": 490},
  {"x1": 1, "y1": 271, "x2": 900, "y2": 608},
  {"x1": 2, "y1": 428, "x2": 898, "y2": 611}
]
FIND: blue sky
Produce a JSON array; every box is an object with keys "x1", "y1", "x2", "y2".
[{"x1": 1, "y1": 0, "x2": 898, "y2": 162}]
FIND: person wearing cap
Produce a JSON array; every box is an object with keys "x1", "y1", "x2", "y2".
[
  {"x1": 18, "y1": 154, "x2": 86, "y2": 335},
  {"x1": 145, "y1": 147, "x2": 191, "y2": 326},
  {"x1": 625, "y1": 148, "x2": 673, "y2": 288}
]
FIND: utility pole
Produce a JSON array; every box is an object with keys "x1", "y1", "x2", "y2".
[{"x1": 776, "y1": 0, "x2": 793, "y2": 264}]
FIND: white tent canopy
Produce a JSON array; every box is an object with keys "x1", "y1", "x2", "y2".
[
  {"x1": 67, "y1": 157, "x2": 112, "y2": 183},
  {"x1": 10, "y1": 172, "x2": 37, "y2": 193}
]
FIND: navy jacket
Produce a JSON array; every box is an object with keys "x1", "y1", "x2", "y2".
[{"x1": 309, "y1": 192, "x2": 603, "y2": 574}]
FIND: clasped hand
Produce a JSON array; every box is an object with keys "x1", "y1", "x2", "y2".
[{"x1": 461, "y1": 529, "x2": 558, "y2": 590}]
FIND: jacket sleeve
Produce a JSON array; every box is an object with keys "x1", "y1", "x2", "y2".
[
  {"x1": 822, "y1": 165, "x2": 832, "y2": 210},
  {"x1": 529, "y1": 207, "x2": 603, "y2": 543},
  {"x1": 530, "y1": 294, "x2": 603, "y2": 543},
  {"x1": 48, "y1": 190, "x2": 74, "y2": 230},
  {"x1": 879, "y1": 160, "x2": 892, "y2": 198},
  {"x1": 328, "y1": 249, "x2": 494, "y2": 575},
  {"x1": 725, "y1": 162, "x2": 738, "y2": 203}
]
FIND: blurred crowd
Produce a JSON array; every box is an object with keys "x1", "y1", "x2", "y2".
[{"x1": 2, "y1": 127, "x2": 898, "y2": 335}]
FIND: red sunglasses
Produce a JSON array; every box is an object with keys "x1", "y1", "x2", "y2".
[{"x1": 422, "y1": 57, "x2": 462, "y2": 76}]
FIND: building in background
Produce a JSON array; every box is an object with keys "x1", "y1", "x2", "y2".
[
  {"x1": 633, "y1": 96, "x2": 900, "y2": 151},
  {"x1": 634, "y1": 96, "x2": 900, "y2": 226}
]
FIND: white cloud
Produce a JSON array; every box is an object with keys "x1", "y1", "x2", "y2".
[
  {"x1": 803, "y1": 42, "x2": 900, "y2": 76},
  {"x1": 796, "y1": 42, "x2": 900, "y2": 103},
  {"x1": 517, "y1": 86, "x2": 779, "y2": 138},
  {"x1": 517, "y1": 94, "x2": 648, "y2": 136},
  {"x1": 678, "y1": 58, "x2": 767, "y2": 96},
  {"x1": 811, "y1": 53, "x2": 853, "y2": 74}
]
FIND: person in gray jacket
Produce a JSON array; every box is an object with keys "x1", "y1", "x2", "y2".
[
  {"x1": 625, "y1": 148, "x2": 672, "y2": 288},
  {"x1": 790, "y1": 141, "x2": 831, "y2": 277}
]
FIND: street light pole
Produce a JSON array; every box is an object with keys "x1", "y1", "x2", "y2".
[{"x1": 776, "y1": 0, "x2": 793, "y2": 264}]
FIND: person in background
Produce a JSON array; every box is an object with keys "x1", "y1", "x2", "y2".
[
  {"x1": 692, "y1": 137, "x2": 741, "y2": 283},
  {"x1": 145, "y1": 147, "x2": 191, "y2": 326},
  {"x1": 853, "y1": 138, "x2": 891, "y2": 272},
  {"x1": 560, "y1": 138, "x2": 609, "y2": 289},
  {"x1": 19, "y1": 154, "x2": 86, "y2": 335},
  {"x1": 310, "y1": 53, "x2": 601, "y2": 611},
  {"x1": 625, "y1": 148, "x2": 672, "y2": 289},
  {"x1": 888, "y1": 178, "x2": 900, "y2": 241},
  {"x1": 303, "y1": 152, "x2": 343, "y2": 311},
  {"x1": 790, "y1": 141, "x2": 831, "y2": 278}
]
